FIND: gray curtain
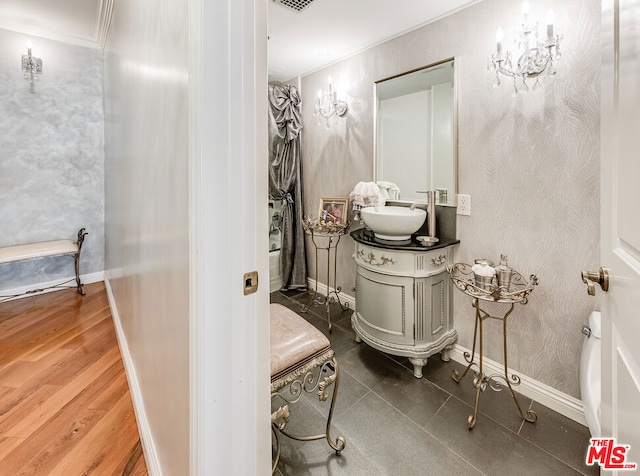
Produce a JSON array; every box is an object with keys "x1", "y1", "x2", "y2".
[{"x1": 268, "y1": 84, "x2": 307, "y2": 289}]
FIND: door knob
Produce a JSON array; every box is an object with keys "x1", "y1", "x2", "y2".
[{"x1": 581, "y1": 267, "x2": 610, "y2": 296}]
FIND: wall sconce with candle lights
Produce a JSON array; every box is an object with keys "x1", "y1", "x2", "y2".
[
  {"x1": 488, "y1": 1, "x2": 562, "y2": 93},
  {"x1": 313, "y1": 76, "x2": 348, "y2": 127},
  {"x1": 21, "y1": 40, "x2": 43, "y2": 94}
]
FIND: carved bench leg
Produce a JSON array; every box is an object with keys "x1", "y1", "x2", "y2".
[
  {"x1": 74, "y1": 228, "x2": 88, "y2": 296},
  {"x1": 320, "y1": 358, "x2": 346, "y2": 455},
  {"x1": 271, "y1": 357, "x2": 346, "y2": 471}
]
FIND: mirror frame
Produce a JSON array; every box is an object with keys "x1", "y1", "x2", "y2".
[{"x1": 373, "y1": 57, "x2": 458, "y2": 205}]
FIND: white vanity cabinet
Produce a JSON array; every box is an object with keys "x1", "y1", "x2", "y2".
[{"x1": 351, "y1": 239, "x2": 458, "y2": 378}]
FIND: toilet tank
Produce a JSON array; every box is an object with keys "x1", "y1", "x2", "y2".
[{"x1": 580, "y1": 311, "x2": 601, "y2": 438}]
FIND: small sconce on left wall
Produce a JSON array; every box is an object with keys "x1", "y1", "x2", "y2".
[
  {"x1": 313, "y1": 75, "x2": 348, "y2": 128},
  {"x1": 21, "y1": 40, "x2": 43, "y2": 93}
]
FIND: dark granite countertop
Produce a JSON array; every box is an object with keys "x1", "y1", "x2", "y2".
[{"x1": 350, "y1": 228, "x2": 460, "y2": 252}]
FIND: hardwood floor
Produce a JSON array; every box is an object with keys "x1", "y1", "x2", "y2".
[{"x1": 0, "y1": 282, "x2": 148, "y2": 476}]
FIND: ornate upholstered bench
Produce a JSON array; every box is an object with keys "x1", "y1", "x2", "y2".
[
  {"x1": 270, "y1": 303, "x2": 346, "y2": 473},
  {"x1": 0, "y1": 228, "x2": 88, "y2": 303}
]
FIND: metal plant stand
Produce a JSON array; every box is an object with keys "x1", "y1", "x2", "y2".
[
  {"x1": 447, "y1": 262, "x2": 539, "y2": 429},
  {"x1": 301, "y1": 219, "x2": 350, "y2": 332}
]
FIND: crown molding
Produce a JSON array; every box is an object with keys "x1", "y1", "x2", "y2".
[{"x1": 0, "y1": 0, "x2": 113, "y2": 50}]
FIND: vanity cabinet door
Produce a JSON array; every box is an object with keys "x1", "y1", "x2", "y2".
[
  {"x1": 414, "y1": 271, "x2": 450, "y2": 345},
  {"x1": 355, "y1": 267, "x2": 415, "y2": 346}
]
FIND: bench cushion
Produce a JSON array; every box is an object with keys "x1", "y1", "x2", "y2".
[
  {"x1": 0, "y1": 240, "x2": 78, "y2": 265},
  {"x1": 270, "y1": 303, "x2": 332, "y2": 384}
]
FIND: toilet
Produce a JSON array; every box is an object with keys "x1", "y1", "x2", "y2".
[{"x1": 580, "y1": 311, "x2": 601, "y2": 438}]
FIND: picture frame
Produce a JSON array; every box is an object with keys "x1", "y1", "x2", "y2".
[{"x1": 318, "y1": 197, "x2": 349, "y2": 225}]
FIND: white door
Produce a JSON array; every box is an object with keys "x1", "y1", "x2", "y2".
[
  {"x1": 189, "y1": 0, "x2": 270, "y2": 473},
  {"x1": 599, "y1": 0, "x2": 640, "y2": 471}
]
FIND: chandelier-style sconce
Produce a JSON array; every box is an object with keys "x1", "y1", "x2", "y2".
[
  {"x1": 21, "y1": 40, "x2": 43, "y2": 94},
  {"x1": 488, "y1": 2, "x2": 563, "y2": 93},
  {"x1": 313, "y1": 76, "x2": 348, "y2": 127}
]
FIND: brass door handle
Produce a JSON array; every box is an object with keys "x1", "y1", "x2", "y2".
[{"x1": 581, "y1": 267, "x2": 610, "y2": 296}]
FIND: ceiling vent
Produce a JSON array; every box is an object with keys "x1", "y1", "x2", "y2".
[{"x1": 273, "y1": 0, "x2": 317, "y2": 13}]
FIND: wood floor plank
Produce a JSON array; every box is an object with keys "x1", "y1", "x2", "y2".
[
  {"x1": 0, "y1": 362, "x2": 122, "y2": 474},
  {"x1": 39, "y1": 320, "x2": 118, "y2": 387},
  {"x1": 9, "y1": 408, "x2": 108, "y2": 476},
  {"x1": 19, "y1": 305, "x2": 110, "y2": 362},
  {"x1": 0, "y1": 284, "x2": 105, "y2": 344},
  {"x1": 0, "y1": 384, "x2": 60, "y2": 436},
  {"x1": 0, "y1": 436, "x2": 24, "y2": 461},
  {"x1": 2, "y1": 347, "x2": 121, "y2": 438},
  {"x1": 47, "y1": 391, "x2": 140, "y2": 476},
  {"x1": 122, "y1": 440, "x2": 147, "y2": 476},
  {"x1": 0, "y1": 282, "x2": 149, "y2": 475},
  {"x1": 0, "y1": 348, "x2": 75, "y2": 388},
  {"x1": 0, "y1": 298, "x2": 113, "y2": 370}
]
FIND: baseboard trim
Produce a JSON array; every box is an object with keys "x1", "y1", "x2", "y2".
[
  {"x1": 0, "y1": 271, "x2": 105, "y2": 301},
  {"x1": 449, "y1": 345, "x2": 587, "y2": 426},
  {"x1": 104, "y1": 276, "x2": 163, "y2": 476},
  {"x1": 311, "y1": 279, "x2": 589, "y2": 427},
  {"x1": 270, "y1": 274, "x2": 283, "y2": 294},
  {"x1": 306, "y1": 277, "x2": 356, "y2": 310}
]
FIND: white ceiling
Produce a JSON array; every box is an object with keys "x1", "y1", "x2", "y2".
[
  {"x1": 0, "y1": 0, "x2": 112, "y2": 49},
  {"x1": 0, "y1": 0, "x2": 480, "y2": 77},
  {"x1": 267, "y1": 0, "x2": 482, "y2": 81}
]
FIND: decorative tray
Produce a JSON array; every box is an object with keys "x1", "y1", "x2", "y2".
[
  {"x1": 302, "y1": 217, "x2": 350, "y2": 235},
  {"x1": 446, "y1": 262, "x2": 539, "y2": 303}
]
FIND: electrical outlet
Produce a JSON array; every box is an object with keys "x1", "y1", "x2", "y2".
[{"x1": 457, "y1": 194, "x2": 471, "y2": 216}]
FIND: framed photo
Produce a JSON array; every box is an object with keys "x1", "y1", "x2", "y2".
[{"x1": 318, "y1": 197, "x2": 349, "y2": 224}]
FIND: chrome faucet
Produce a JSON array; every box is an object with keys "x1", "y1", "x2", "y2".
[{"x1": 413, "y1": 191, "x2": 437, "y2": 237}]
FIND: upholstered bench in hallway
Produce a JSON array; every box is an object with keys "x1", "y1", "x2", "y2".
[
  {"x1": 0, "y1": 228, "x2": 88, "y2": 302},
  {"x1": 270, "y1": 303, "x2": 346, "y2": 473}
]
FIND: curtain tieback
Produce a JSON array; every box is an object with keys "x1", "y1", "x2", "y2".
[{"x1": 280, "y1": 193, "x2": 293, "y2": 206}]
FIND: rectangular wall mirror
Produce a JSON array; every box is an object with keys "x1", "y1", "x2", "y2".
[{"x1": 375, "y1": 59, "x2": 457, "y2": 204}]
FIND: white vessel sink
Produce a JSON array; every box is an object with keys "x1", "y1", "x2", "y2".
[{"x1": 360, "y1": 206, "x2": 427, "y2": 241}]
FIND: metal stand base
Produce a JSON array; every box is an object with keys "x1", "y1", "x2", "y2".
[
  {"x1": 300, "y1": 229, "x2": 349, "y2": 332},
  {"x1": 452, "y1": 298, "x2": 537, "y2": 429}
]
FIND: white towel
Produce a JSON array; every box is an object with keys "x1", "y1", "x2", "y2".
[
  {"x1": 376, "y1": 181, "x2": 401, "y2": 200},
  {"x1": 349, "y1": 182, "x2": 383, "y2": 209}
]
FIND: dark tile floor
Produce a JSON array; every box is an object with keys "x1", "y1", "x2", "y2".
[{"x1": 271, "y1": 289, "x2": 599, "y2": 476}]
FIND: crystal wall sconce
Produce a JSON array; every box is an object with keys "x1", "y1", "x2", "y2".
[
  {"x1": 488, "y1": 2, "x2": 563, "y2": 93},
  {"x1": 21, "y1": 41, "x2": 43, "y2": 94},
  {"x1": 313, "y1": 76, "x2": 348, "y2": 127}
]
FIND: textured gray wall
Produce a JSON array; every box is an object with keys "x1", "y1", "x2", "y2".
[
  {"x1": 300, "y1": 0, "x2": 600, "y2": 398},
  {"x1": 0, "y1": 28, "x2": 104, "y2": 290}
]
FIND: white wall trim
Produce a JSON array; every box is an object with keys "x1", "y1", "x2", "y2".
[
  {"x1": 312, "y1": 278, "x2": 588, "y2": 426},
  {"x1": 448, "y1": 345, "x2": 587, "y2": 426},
  {"x1": 103, "y1": 276, "x2": 162, "y2": 476},
  {"x1": 0, "y1": 271, "x2": 104, "y2": 301},
  {"x1": 269, "y1": 250, "x2": 283, "y2": 293},
  {"x1": 270, "y1": 272, "x2": 283, "y2": 294}
]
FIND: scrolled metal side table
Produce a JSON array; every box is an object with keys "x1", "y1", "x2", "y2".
[
  {"x1": 447, "y1": 262, "x2": 539, "y2": 429},
  {"x1": 301, "y1": 219, "x2": 350, "y2": 332}
]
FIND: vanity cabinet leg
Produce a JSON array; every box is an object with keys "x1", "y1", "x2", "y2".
[
  {"x1": 408, "y1": 358, "x2": 428, "y2": 378},
  {"x1": 440, "y1": 345, "x2": 453, "y2": 362},
  {"x1": 354, "y1": 334, "x2": 362, "y2": 343}
]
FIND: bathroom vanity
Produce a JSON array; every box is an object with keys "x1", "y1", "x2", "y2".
[{"x1": 351, "y1": 228, "x2": 459, "y2": 378}]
